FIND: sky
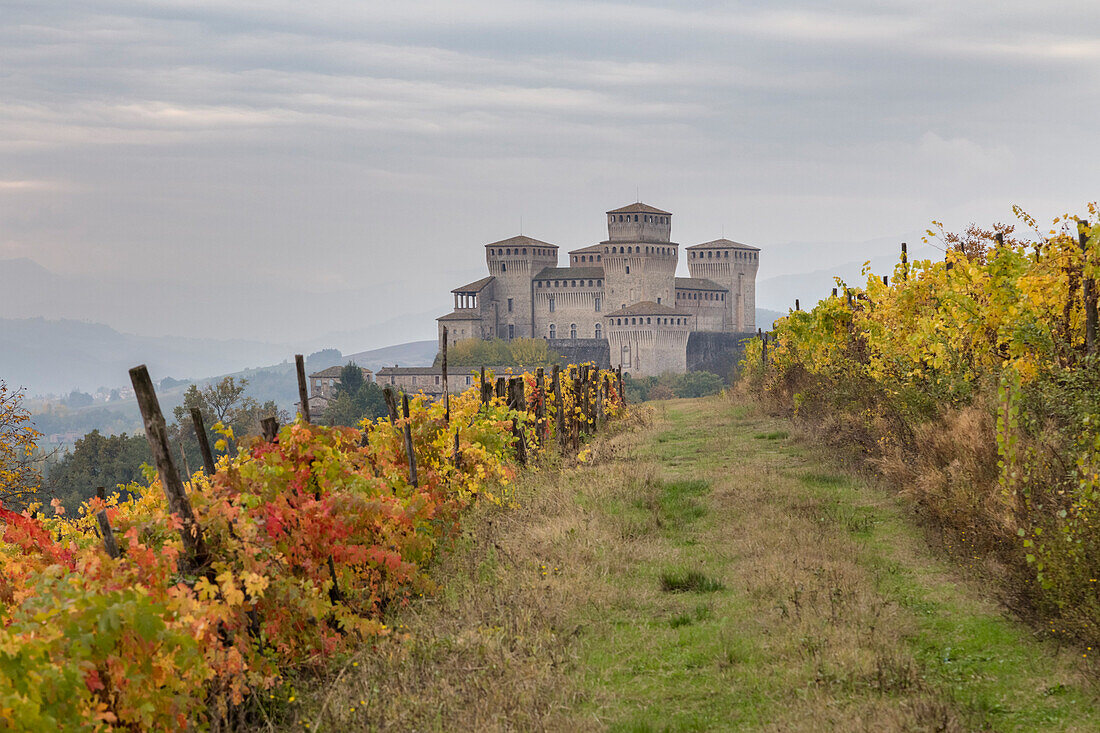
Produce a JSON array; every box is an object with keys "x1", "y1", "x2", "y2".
[{"x1": 1, "y1": 0, "x2": 1099, "y2": 346}]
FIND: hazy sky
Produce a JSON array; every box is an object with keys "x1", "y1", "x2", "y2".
[{"x1": 2, "y1": 1, "x2": 1099, "y2": 342}]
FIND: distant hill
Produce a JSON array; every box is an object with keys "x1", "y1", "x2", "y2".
[
  {"x1": 0, "y1": 317, "x2": 289, "y2": 395},
  {"x1": 23, "y1": 339, "x2": 439, "y2": 447},
  {"x1": 756, "y1": 245, "x2": 938, "y2": 313}
]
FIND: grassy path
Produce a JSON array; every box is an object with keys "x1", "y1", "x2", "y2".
[{"x1": 288, "y1": 397, "x2": 1100, "y2": 731}]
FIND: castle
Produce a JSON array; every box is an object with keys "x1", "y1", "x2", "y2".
[{"x1": 437, "y1": 203, "x2": 760, "y2": 377}]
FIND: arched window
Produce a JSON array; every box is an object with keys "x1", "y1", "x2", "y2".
[
  {"x1": 571, "y1": 280, "x2": 576, "y2": 287},
  {"x1": 595, "y1": 323, "x2": 602, "y2": 339},
  {"x1": 634, "y1": 214, "x2": 638, "y2": 221},
  {"x1": 570, "y1": 323, "x2": 577, "y2": 339},
  {"x1": 501, "y1": 263, "x2": 506, "y2": 272},
  {"x1": 549, "y1": 323, "x2": 556, "y2": 338},
  {"x1": 646, "y1": 317, "x2": 651, "y2": 324},
  {"x1": 505, "y1": 248, "x2": 511, "y2": 255},
  {"x1": 618, "y1": 215, "x2": 624, "y2": 222},
  {"x1": 522, "y1": 248, "x2": 527, "y2": 254}
]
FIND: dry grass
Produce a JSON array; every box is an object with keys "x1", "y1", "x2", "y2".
[{"x1": 269, "y1": 410, "x2": 653, "y2": 732}]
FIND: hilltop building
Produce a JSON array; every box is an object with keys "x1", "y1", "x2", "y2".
[{"x1": 437, "y1": 203, "x2": 760, "y2": 376}]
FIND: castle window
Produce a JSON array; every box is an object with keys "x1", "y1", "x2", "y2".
[
  {"x1": 625, "y1": 266, "x2": 630, "y2": 274},
  {"x1": 571, "y1": 280, "x2": 576, "y2": 287},
  {"x1": 555, "y1": 280, "x2": 560, "y2": 287},
  {"x1": 435, "y1": 376, "x2": 440, "y2": 385},
  {"x1": 507, "y1": 298, "x2": 513, "y2": 313},
  {"x1": 618, "y1": 215, "x2": 623, "y2": 222},
  {"x1": 522, "y1": 248, "x2": 527, "y2": 254},
  {"x1": 621, "y1": 343, "x2": 631, "y2": 367},
  {"x1": 597, "y1": 255, "x2": 601, "y2": 261},
  {"x1": 537, "y1": 281, "x2": 542, "y2": 288},
  {"x1": 501, "y1": 263, "x2": 507, "y2": 272},
  {"x1": 616, "y1": 318, "x2": 621, "y2": 325},
  {"x1": 595, "y1": 323, "x2": 602, "y2": 339},
  {"x1": 595, "y1": 297, "x2": 601, "y2": 312},
  {"x1": 724, "y1": 251, "x2": 729, "y2": 258},
  {"x1": 466, "y1": 376, "x2": 472, "y2": 385},
  {"x1": 647, "y1": 317, "x2": 651, "y2": 324},
  {"x1": 570, "y1": 323, "x2": 577, "y2": 339},
  {"x1": 508, "y1": 324, "x2": 514, "y2": 339},
  {"x1": 549, "y1": 297, "x2": 555, "y2": 312},
  {"x1": 549, "y1": 323, "x2": 556, "y2": 338},
  {"x1": 588, "y1": 279, "x2": 593, "y2": 287},
  {"x1": 657, "y1": 297, "x2": 661, "y2": 304},
  {"x1": 598, "y1": 279, "x2": 602, "y2": 286},
  {"x1": 634, "y1": 215, "x2": 638, "y2": 221},
  {"x1": 604, "y1": 247, "x2": 608, "y2": 253},
  {"x1": 505, "y1": 248, "x2": 510, "y2": 255},
  {"x1": 631, "y1": 317, "x2": 636, "y2": 325}
]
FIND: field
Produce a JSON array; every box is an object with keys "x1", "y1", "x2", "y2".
[{"x1": 284, "y1": 396, "x2": 1100, "y2": 731}]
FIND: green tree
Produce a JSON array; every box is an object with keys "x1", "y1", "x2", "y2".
[
  {"x1": 44, "y1": 431, "x2": 151, "y2": 510},
  {"x1": 1, "y1": 379, "x2": 47, "y2": 508},
  {"x1": 671, "y1": 372, "x2": 724, "y2": 398},
  {"x1": 336, "y1": 363, "x2": 365, "y2": 397}
]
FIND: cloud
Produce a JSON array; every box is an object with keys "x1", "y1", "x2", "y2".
[{"x1": 0, "y1": 0, "x2": 1098, "y2": 342}]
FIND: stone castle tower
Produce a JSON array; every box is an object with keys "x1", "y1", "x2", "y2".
[{"x1": 438, "y1": 202, "x2": 760, "y2": 376}]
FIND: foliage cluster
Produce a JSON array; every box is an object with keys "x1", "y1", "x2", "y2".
[
  {"x1": 741, "y1": 207, "x2": 1100, "y2": 637},
  {"x1": 320, "y1": 363, "x2": 388, "y2": 428},
  {"x1": 0, "y1": 380, "x2": 43, "y2": 506},
  {"x1": 0, "y1": 367, "x2": 622, "y2": 729},
  {"x1": 622, "y1": 371, "x2": 725, "y2": 403},
  {"x1": 433, "y1": 338, "x2": 561, "y2": 369}
]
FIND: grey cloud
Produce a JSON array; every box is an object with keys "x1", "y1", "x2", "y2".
[{"x1": 1, "y1": 0, "x2": 1098, "y2": 346}]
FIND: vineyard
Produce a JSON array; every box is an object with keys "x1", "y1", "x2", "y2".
[
  {"x1": 0, "y1": 361, "x2": 622, "y2": 730},
  {"x1": 742, "y1": 207, "x2": 1100, "y2": 641}
]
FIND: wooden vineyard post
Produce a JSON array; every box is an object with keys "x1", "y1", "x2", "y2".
[
  {"x1": 901, "y1": 242, "x2": 908, "y2": 280},
  {"x1": 130, "y1": 365, "x2": 209, "y2": 574},
  {"x1": 401, "y1": 393, "x2": 418, "y2": 488},
  {"x1": 569, "y1": 367, "x2": 580, "y2": 451},
  {"x1": 496, "y1": 376, "x2": 507, "y2": 401},
  {"x1": 616, "y1": 366, "x2": 624, "y2": 406},
  {"x1": 1080, "y1": 222, "x2": 1097, "y2": 356},
  {"x1": 761, "y1": 330, "x2": 768, "y2": 367},
  {"x1": 261, "y1": 417, "x2": 278, "y2": 443},
  {"x1": 795, "y1": 299, "x2": 800, "y2": 311},
  {"x1": 535, "y1": 367, "x2": 545, "y2": 447},
  {"x1": 832, "y1": 287, "x2": 838, "y2": 297},
  {"x1": 97, "y1": 510, "x2": 120, "y2": 559},
  {"x1": 382, "y1": 385, "x2": 400, "y2": 423},
  {"x1": 295, "y1": 354, "x2": 311, "y2": 424},
  {"x1": 441, "y1": 327, "x2": 450, "y2": 424},
  {"x1": 552, "y1": 365, "x2": 564, "y2": 447},
  {"x1": 480, "y1": 366, "x2": 488, "y2": 408},
  {"x1": 190, "y1": 408, "x2": 216, "y2": 476},
  {"x1": 178, "y1": 442, "x2": 192, "y2": 481}
]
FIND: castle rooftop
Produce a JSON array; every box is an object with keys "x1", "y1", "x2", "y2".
[
  {"x1": 451, "y1": 276, "x2": 495, "y2": 293},
  {"x1": 685, "y1": 238, "x2": 759, "y2": 251},
  {"x1": 484, "y1": 235, "x2": 558, "y2": 249},
  {"x1": 606, "y1": 202, "x2": 671, "y2": 216},
  {"x1": 534, "y1": 266, "x2": 604, "y2": 280},
  {"x1": 437, "y1": 310, "x2": 481, "y2": 321},
  {"x1": 675, "y1": 277, "x2": 726, "y2": 291},
  {"x1": 568, "y1": 243, "x2": 604, "y2": 255}
]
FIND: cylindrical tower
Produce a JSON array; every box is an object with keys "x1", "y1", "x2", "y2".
[{"x1": 601, "y1": 203, "x2": 677, "y2": 310}]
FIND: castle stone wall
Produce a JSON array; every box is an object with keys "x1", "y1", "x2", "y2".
[
  {"x1": 548, "y1": 338, "x2": 610, "y2": 369},
  {"x1": 686, "y1": 331, "x2": 754, "y2": 379}
]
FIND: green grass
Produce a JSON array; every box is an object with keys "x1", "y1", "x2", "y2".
[
  {"x1": 659, "y1": 570, "x2": 725, "y2": 593},
  {"x1": 571, "y1": 396, "x2": 1100, "y2": 732}
]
